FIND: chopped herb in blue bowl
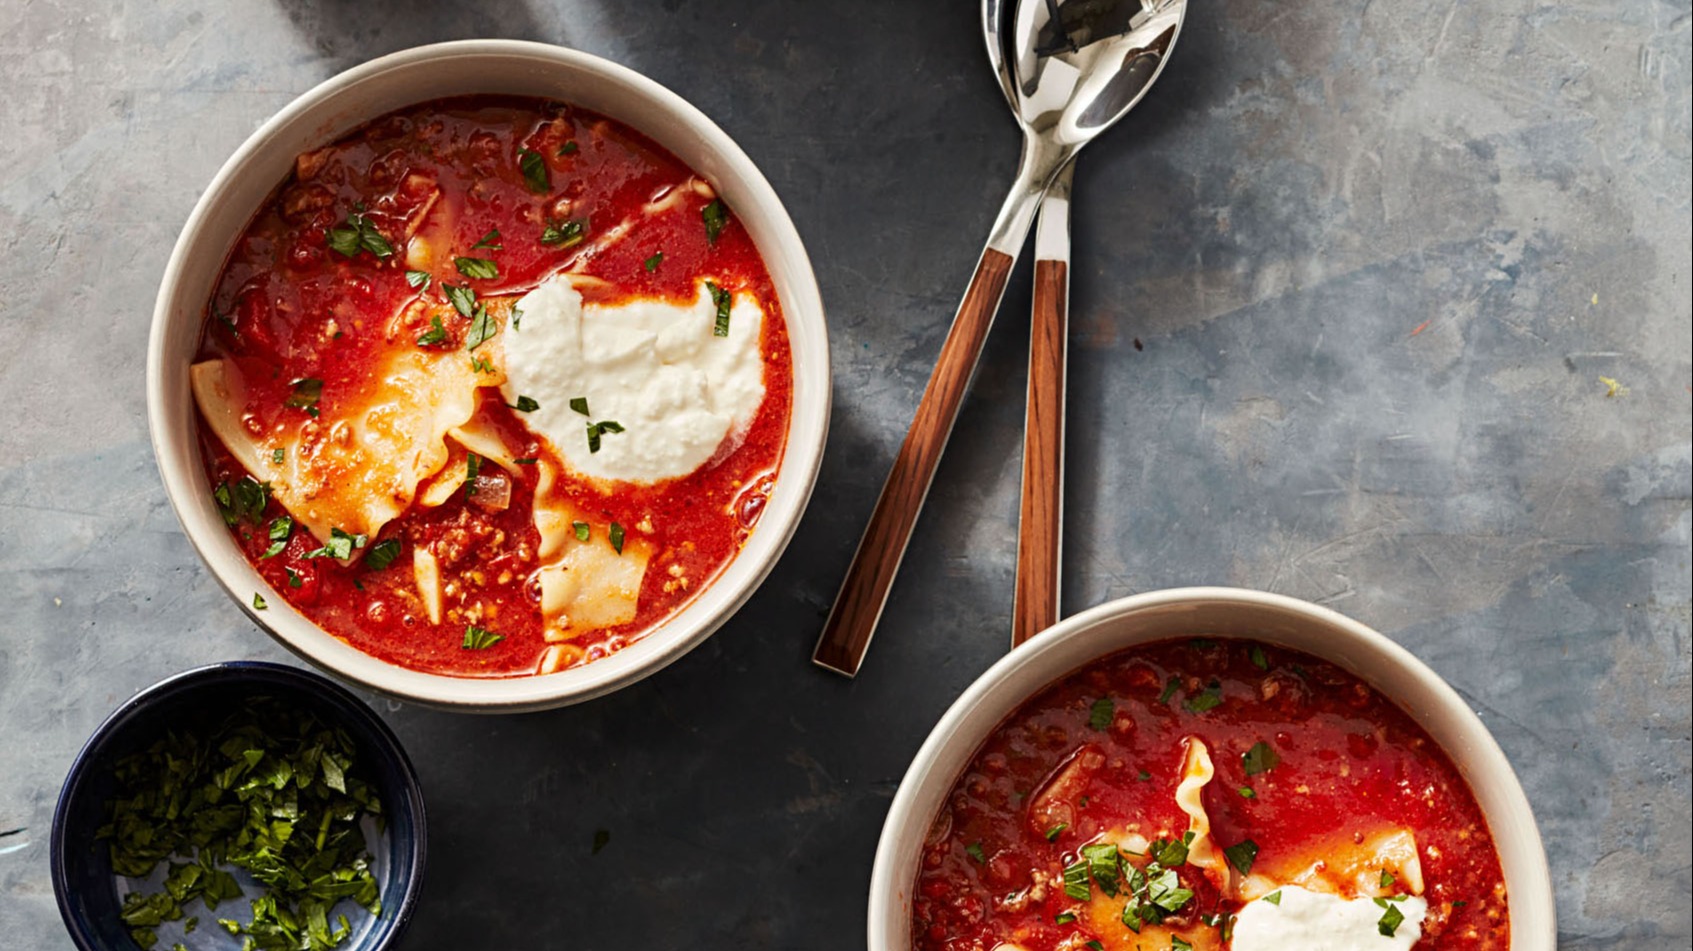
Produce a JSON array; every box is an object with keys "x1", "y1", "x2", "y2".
[{"x1": 51, "y1": 663, "x2": 426, "y2": 951}]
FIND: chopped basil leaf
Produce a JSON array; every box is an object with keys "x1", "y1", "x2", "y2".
[
  {"x1": 1053, "y1": 912, "x2": 1076, "y2": 925},
  {"x1": 1062, "y1": 860, "x2": 1091, "y2": 901},
  {"x1": 510, "y1": 395, "x2": 540, "y2": 413},
  {"x1": 252, "y1": 593, "x2": 267, "y2": 610},
  {"x1": 405, "y1": 269, "x2": 432, "y2": 289},
  {"x1": 705, "y1": 279, "x2": 732, "y2": 337},
  {"x1": 1086, "y1": 942, "x2": 1105, "y2": 951},
  {"x1": 453, "y1": 256, "x2": 498, "y2": 280},
  {"x1": 540, "y1": 218, "x2": 586, "y2": 247},
  {"x1": 1238, "y1": 785, "x2": 1256, "y2": 798},
  {"x1": 284, "y1": 378, "x2": 324, "y2": 417},
  {"x1": 1377, "y1": 901, "x2": 1405, "y2": 937},
  {"x1": 585, "y1": 419, "x2": 624, "y2": 453},
  {"x1": 558, "y1": 141, "x2": 579, "y2": 156},
  {"x1": 609, "y1": 522, "x2": 625, "y2": 554},
  {"x1": 1088, "y1": 697, "x2": 1114, "y2": 731},
  {"x1": 286, "y1": 567, "x2": 302, "y2": 588},
  {"x1": 416, "y1": 314, "x2": 449, "y2": 347},
  {"x1": 1380, "y1": 870, "x2": 1396, "y2": 888},
  {"x1": 569, "y1": 396, "x2": 590, "y2": 416},
  {"x1": 1183, "y1": 684, "x2": 1223, "y2": 713},
  {"x1": 1081, "y1": 842, "x2": 1121, "y2": 896},
  {"x1": 461, "y1": 625, "x2": 504, "y2": 650},
  {"x1": 444, "y1": 282, "x2": 476, "y2": 318},
  {"x1": 1263, "y1": 890, "x2": 1282, "y2": 905},
  {"x1": 701, "y1": 199, "x2": 729, "y2": 244},
  {"x1": 573, "y1": 521, "x2": 590, "y2": 542},
  {"x1": 511, "y1": 304, "x2": 524, "y2": 330},
  {"x1": 306, "y1": 527, "x2": 364, "y2": 561},
  {"x1": 513, "y1": 457, "x2": 538, "y2": 465},
  {"x1": 1138, "y1": 769, "x2": 1152, "y2": 781},
  {"x1": 259, "y1": 516, "x2": 292, "y2": 559},
  {"x1": 1044, "y1": 823, "x2": 1068, "y2": 842},
  {"x1": 1242, "y1": 740, "x2": 1280, "y2": 776},
  {"x1": 471, "y1": 229, "x2": 502, "y2": 250},
  {"x1": 464, "y1": 304, "x2": 497, "y2": 350},
  {"x1": 517, "y1": 147, "x2": 550, "y2": 193},
  {"x1": 965, "y1": 842, "x2": 985, "y2": 863},
  {"x1": 1223, "y1": 839, "x2": 1259, "y2": 875},
  {"x1": 1250, "y1": 644, "x2": 1269, "y2": 670},
  {"x1": 1172, "y1": 938, "x2": 1193, "y2": 951},
  {"x1": 470, "y1": 355, "x2": 494, "y2": 374},
  {"x1": 364, "y1": 538, "x2": 402, "y2": 571},
  {"x1": 644, "y1": 251, "x2": 664, "y2": 272},
  {"x1": 465, "y1": 453, "x2": 482, "y2": 497},
  {"x1": 325, "y1": 211, "x2": 392, "y2": 259},
  {"x1": 272, "y1": 448, "x2": 285, "y2": 464},
  {"x1": 1157, "y1": 677, "x2": 1179, "y2": 704},
  {"x1": 213, "y1": 476, "x2": 270, "y2": 527}
]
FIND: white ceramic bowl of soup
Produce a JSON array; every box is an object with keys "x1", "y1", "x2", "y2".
[
  {"x1": 147, "y1": 40, "x2": 830, "y2": 712},
  {"x1": 867, "y1": 587, "x2": 1555, "y2": 950}
]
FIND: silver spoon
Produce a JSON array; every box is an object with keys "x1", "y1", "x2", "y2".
[{"x1": 814, "y1": 0, "x2": 1190, "y2": 676}]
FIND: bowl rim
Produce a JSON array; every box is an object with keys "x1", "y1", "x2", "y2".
[
  {"x1": 865, "y1": 586, "x2": 1557, "y2": 949},
  {"x1": 49, "y1": 661, "x2": 428, "y2": 951},
  {"x1": 145, "y1": 39, "x2": 831, "y2": 712}
]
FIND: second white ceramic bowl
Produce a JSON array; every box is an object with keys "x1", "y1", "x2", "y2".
[
  {"x1": 868, "y1": 587, "x2": 1555, "y2": 949},
  {"x1": 147, "y1": 41, "x2": 830, "y2": 712}
]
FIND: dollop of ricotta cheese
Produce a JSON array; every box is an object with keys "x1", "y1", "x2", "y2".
[
  {"x1": 501, "y1": 277, "x2": 766, "y2": 484},
  {"x1": 1231, "y1": 886, "x2": 1426, "y2": 951}
]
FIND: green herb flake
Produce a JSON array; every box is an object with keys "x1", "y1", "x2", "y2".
[
  {"x1": 518, "y1": 147, "x2": 550, "y2": 193},
  {"x1": 325, "y1": 210, "x2": 393, "y2": 259},
  {"x1": 1250, "y1": 644, "x2": 1269, "y2": 670},
  {"x1": 1081, "y1": 842, "x2": 1122, "y2": 896},
  {"x1": 510, "y1": 395, "x2": 540, "y2": 413},
  {"x1": 1377, "y1": 900, "x2": 1406, "y2": 937},
  {"x1": 1157, "y1": 677, "x2": 1179, "y2": 705},
  {"x1": 644, "y1": 251, "x2": 664, "y2": 272},
  {"x1": 1183, "y1": 684, "x2": 1223, "y2": 714},
  {"x1": 464, "y1": 304, "x2": 497, "y2": 351},
  {"x1": 364, "y1": 538, "x2": 402, "y2": 572},
  {"x1": 1380, "y1": 870, "x2": 1396, "y2": 889},
  {"x1": 586, "y1": 419, "x2": 625, "y2": 454},
  {"x1": 1172, "y1": 938, "x2": 1194, "y2": 951},
  {"x1": 704, "y1": 279, "x2": 732, "y2": 337},
  {"x1": 1053, "y1": 912, "x2": 1076, "y2": 925},
  {"x1": 1242, "y1": 740, "x2": 1280, "y2": 776},
  {"x1": 306, "y1": 527, "x2": 365, "y2": 561},
  {"x1": 471, "y1": 229, "x2": 502, "y2": 250},
  {"x1": 405, "y1": 269, "x2": 432, "y2": 290},
  {"x1": 1086, "y1": 942, "x2": 1105, "y2": 951},
  {"x1": 540, "y1": 218, "x2": 585, "y2": 248},
  {"x1": 453, "y1": 256, "x2": 498, "y2": 281},
  {"x1": 286, "y1": 567, "x2": 302, "y2": 588},
  {"x1": 1088, "y1": 697, "x2": 1114, "y2": 731},
  {"x1": 272, "y1": 448, "x2": 286, "y2": 464},
  {"x1": 1238, "y1": 786, "x2": 1256, "y2": 798},
  {"x1": 284, "y1": 378, "x2": 324, "y2": 417},
  {"x1": 465, "y1": 453, "x2": 482, "y2": 498},
  {"x1": 252, "y1": 593, "x2": 267, "y2": 610},
  {"x1": 1138, "y1": 769, "x2": 1152, "y2": 782},
  {"x1": 513, "y1": 457, "x2": 538, "y2": 465},
  {"x1": 569, "y1": 396, "x2": 590, "y2": 416},
  {"x1": 701, "y1": 199, "x2": 729, "y2": 244},
  {"x1": 965, "y1": 842, "x2": 985, "y2": 863},
  {"x1": 470, "y1": 355, "x2": 494, "y2": 374},
  {"x1": 1044, "y1": 822, "x2": 1068, "y2": 842},
  {"x1": 573, "y1": 521, "x2": 591, "y2": 542},
  {"x1": 444, "y1": 283, "x2": 476, "y2": 317},
  {"x1": 1062, "y1": 860, "x2": 1091, "y2": 901},
  {"x1": 1263, "y1": 890, "x2": 1282, "y2": 905},
  {"x1": 1223, "y1": 839, "x2": 1259, "y2": 875},
  {"x1": 259, "y1": 516, "x2": 293, "y2": 559},
  {"x1": 609, "y1": 522, "x2": 625, "y2": 554},
  {"x1": 461, "y1": 624, "x2": 504, "y2": 650},
  {"x1": 213, "y1": 476, "x2": 270, "y2": 527},
  {"x1": 416, "y1": 314, "x2": 449, "y2": 347},
  {"x1": 558, "y1": 141, "x2": 579, "y2": 156}
]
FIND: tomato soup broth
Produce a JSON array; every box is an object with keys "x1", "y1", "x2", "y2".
[
  {"x1": 913, "y1": 639, "x2": 1509, "y2": 951},
  {"x1": 193, "y1": 96, "x2": 792, "y2": 677}
]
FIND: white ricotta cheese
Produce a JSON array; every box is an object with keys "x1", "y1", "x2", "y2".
[
  {"x1": 501, "y1": 277, "x2": 767, "y2": 484},
  {"x1": 1231, "y1": 885, "x2": 1426, "y2": 951}
]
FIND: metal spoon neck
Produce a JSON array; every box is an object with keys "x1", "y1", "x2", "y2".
[{"x1": 986, "y1": 135, "x2": 1075, "y2": 256}]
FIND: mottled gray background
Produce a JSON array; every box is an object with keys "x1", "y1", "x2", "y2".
[{"x1": 1, "y1": 0, "x2": 1687, "y2": 948}]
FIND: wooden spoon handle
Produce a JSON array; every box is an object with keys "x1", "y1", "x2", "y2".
[
  {"x1": 1012, "y1": 169, "x2": 1073, "y2": 648},
  {"x1": 812, "y1": 249, "x2": 1016, "y2": 676}
]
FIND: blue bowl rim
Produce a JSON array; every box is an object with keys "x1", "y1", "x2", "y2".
[{"x1": 49, "y1": 660, "x2": 428, "y2": 951}]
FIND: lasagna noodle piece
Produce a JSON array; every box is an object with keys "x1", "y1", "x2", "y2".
[
  {"x1": 1175, "y1": 736, "x2": 1224, "y2": 874},
  {"x1": 190, "y1": 341, "x2": 481, "y2": 546},
  {"x1": 1233, "y1": 827, "x2": 1426, "y2": 902}
]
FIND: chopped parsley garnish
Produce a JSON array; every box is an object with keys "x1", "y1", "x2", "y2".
[
  {"x1": 470, "y1": 355, "x2": 494, "y2": 374},
  {"x1": 471, "y1": 229, "x2": 502, "y2": 250},
  {"x1": 285, "y1": 567, "x2": 303, "y2": 588},
  {"x1": 1242, "y1": 741, "x2": 1280, "y2": 776},
  {"x1": 1053, "y1": 912, "x2": 1076, "y2": 925},
  {"x1": 1045, "y1": 823, "x2": 1068, "y2": 842},
  {"x1": 540, "y1": 218, "x2": 585, "y2": 247},
  {"x1": 364, "y1": 539, "x2": 402, "y2": 572},
  {"x1": 705, "y1": 280, "x2": 732, "y2": 336},
  {"x1": 453, "y1": 256, "x2": 498, "y2": 280},
  {"x1": 306, "y1": 527, "x2": 365, "y2": 561},
  {"x1": 213, "y1": 476, "x2": 270, "y2": 527},
  {"x1": 271, "y1": 448, "x2": 286, "y2": 464},
  {"x1": 585, "y1": 419, "x2": 625, "y2": 453},
  {"x1": 461, "y1": 625, "x2": 504, "y2": 650},
  {"x1": 573, "y1": 521, "x2": 591, "y2": 542},
  {"x1": 464, "y1": 304, "x2": 497, "y2": 350},
  {"x1": 1157, "y1": 677, "x2": 1179, "y2": 704},
  {"x1": 1375, "y1": 899, "x2": 1406, "y2": 937},
  {"x1": 259, "y1": 516, "x2": 293, "y2": 559},
  {"x1": 1250, "y1": 644, "x2": 1269, "y2": 670},
  {"x1": 325, "y1": 210, "x2": 393, "y2": 259},
  {"x1": 1062, "y1": 860, "x2": 1091, "y2": 901},
  {"x1": 965, "y1": 842, "x2": 985, "y2": 863},
  {"x1": 1118, "y1": 835, "x2": 1197, "y2": 933},
  {"x1": 96, "y1": 697, "x2": 382, "y2": 951},
  {"x1": 416, "y1": 314, "x2": 449, "y2": 347},
  {"x1": 609, "y1": 522, "x2": 625, "y2": 554},
  {"x1": 1172, "y1": 938, "x2": 1193, "y2": 951},
  {"x1": 1238, "y1": 786, "x2": 1256, "y2": 798},
  {"x1": 1086, "y1": 942, "x2": 1105, "y2": 951},
  {"x1": 1183, "y1": 683, "x2": 1223, "y2": 713},
  {"x1": 1380, "y1": 870, "x2": 1396, "y2": 888},
  {"x1": 1088, "y1": 697, "x2": 1114, "y2": 731},
  {"x1": 701, "y1": 199, "x2": 729, "y2": 244},
  {"x1": 1081, "y1": 842, "x2": 1122, "y2": 896},
  {"x1": 252, "y1": 593, "x2": 267, "y2": 610},
  {"x1": 511, "y1": 304, "x2": 524, "y2": 330},
  {"x1": 284, "y1": 378, "x2": 324, "y2": 417},
  {"x1": 1137, "y1": 769, "x2": 1152, "y2": 781},
  {"x1": 405, "y1": 269, "x2": 432, "y2": 290},
  {"x1": 465, "y1": 453, "x2": 482, "y2": 497},
  {"x1": 518, "y1": 147, "x2": 550, "y2": 193},
  {"x1": 1223, "y1": 839, "x2": 1259, "y2": 875},
  {"x1": 644, "y1": 251, "x2": 663, "y2": 272},
  {"x1": 569, "y1": 396, "x2": 590, "y2": 416},
  {"x1": 558, "y1": 141, "x2": 579, "y2": 156},
  {"x1": 443, "y1": 283, "x2": 476, "y2": 317},
  {"x1": 509, "y1": 395, "x2": 540, "y2": 413},
  {"x1": 1262, "y1": 890, "x2": 1282, "y2": 905}
]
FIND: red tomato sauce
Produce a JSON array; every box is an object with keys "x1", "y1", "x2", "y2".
[
  {"x1": 913, "y1": 639, "x2": 1510, "y2": 950},
  {"x1": 195, "y1": 96, "x2": 792, "y2": 677}
]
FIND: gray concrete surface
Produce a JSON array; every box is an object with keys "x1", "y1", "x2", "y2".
[{"x1": 1, "y1": 0, "x2": 1688, "y2": 947}]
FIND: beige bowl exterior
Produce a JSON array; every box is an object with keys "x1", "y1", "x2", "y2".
[
  {"x1": 147, "y1": 41, "x2": 830, "y2": 712},
  {"x1": 867, "y1": 587, "x2": 1555, "y2": 949}
]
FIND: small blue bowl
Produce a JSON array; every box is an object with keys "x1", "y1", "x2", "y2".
[{"x1": 51, "y1": 662, "x2": 427, "y2": 950}]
